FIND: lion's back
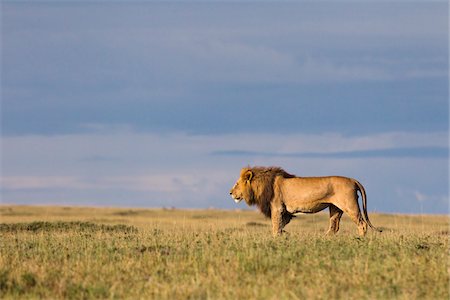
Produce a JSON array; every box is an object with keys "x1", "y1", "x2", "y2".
[{"x1": 277, "y1": 176, "x2": 356, "y2": 200}]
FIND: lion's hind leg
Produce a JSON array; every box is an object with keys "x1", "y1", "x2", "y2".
[
  {"x1": 326, "y1": 205, "x2": 343, "y2": 235},
  {"x1": 334, "y1": 197, "x2": 368, "y2": 236},
  {"x1": 342, "y1": 206, "x2": 367, "y2": 236}
]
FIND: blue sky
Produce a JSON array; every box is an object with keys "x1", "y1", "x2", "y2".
[{"x1": 1, "y1": 1, "x2": 448, "y2": 214}]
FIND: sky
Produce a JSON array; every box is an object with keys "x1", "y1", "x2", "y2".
[{"x1": 1, "y1": 1, "x2": 448, "y2": 214}]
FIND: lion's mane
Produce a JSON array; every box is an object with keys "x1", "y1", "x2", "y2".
[{"x1": 246, "y1": 166, "x2": 296, "y2": 222}]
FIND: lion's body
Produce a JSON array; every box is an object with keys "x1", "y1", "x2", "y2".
[
  {"x1": 277, "y1": 176, "x2": 356, "y2": 214},
  {"x1": 230, "y1": 166, "x2": 380, "y2": 236}
]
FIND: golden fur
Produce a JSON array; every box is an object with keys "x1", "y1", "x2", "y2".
[{"x1": 230, "y1": 166, "x2": 381, "y2": 236}]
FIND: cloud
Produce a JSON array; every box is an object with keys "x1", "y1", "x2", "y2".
[
  {"x1": 1, "y1": 174, "x2": 225, "y2": 194},
  {"x1": 212, "y1": 147, "x2": 448, "y2": 159},
  {"x1": 3, "y1": 3, "x2": 447, "y2": 86},
  {"x1": 0, "y1": 176, "x2": 82, "y2": 190},
  {"x1": 1, "y1": 130, "x2": 448, "y2": 212},
  {"x1": 209, "y1": 131, "x2": 449, "y2": 155},
  {"x1": 2, "y1": 2, "x2": 447, "y2": 136},
  {"x1": 396, "y1": 188, "x2": 448, "y2": 210},
  {"x1": 1, "y1": 2, "x2": 448, "y2": 213},
  {"x1": 211, "y1": 130, "x2": 449, "y2": 159},
  {"x1": 414, "y1": 191, "x2": 428, "y2": 203}
]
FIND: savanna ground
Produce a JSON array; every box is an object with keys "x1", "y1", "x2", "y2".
[{"x1": 0, "y1": 205, "x2": 448, "y2": 299}]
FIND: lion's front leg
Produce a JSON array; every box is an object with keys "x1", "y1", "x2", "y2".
[
  {"x1": 271, "y1": 204, "x2": 284, "y2": 236},
  {"x1": 271, "y1": 213, "x2": 283, "y2": 236}
]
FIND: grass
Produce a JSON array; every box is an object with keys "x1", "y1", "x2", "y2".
[{"x1": 0, "y1": 205, "x2": 448, "y2": 299}]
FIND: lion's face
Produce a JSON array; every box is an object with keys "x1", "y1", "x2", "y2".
[{"x1": 229, "y1": 169, "x2": 253, "y2": 204}]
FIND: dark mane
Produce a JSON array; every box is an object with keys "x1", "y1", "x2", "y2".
[
  {"x1": 248, "y1": 166, "x2": 296, "y2": 219},
  {"x1": 251, "y1": 166, "x2": 295, "y2": 179}
]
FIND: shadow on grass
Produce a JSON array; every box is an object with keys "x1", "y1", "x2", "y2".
[{"x1": 0, "y1": 221, "x2": 138, "y2": 234}]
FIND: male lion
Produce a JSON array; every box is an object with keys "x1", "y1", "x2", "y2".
[{"x1": 229, "y1": 166, "x2": 381, "y2": 236}]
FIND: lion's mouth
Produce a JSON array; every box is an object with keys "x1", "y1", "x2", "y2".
[{"x1": 231, "y1": 195, "x2": 243, "y2": 203}]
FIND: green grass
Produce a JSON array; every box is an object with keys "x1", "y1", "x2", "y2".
[{"x1": 0, "y1": 205, "x2": 448, "y2": 299}]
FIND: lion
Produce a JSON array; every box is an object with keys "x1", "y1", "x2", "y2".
[{"x1": 229, "y1": 166, "x2": 381, "y2": 236}]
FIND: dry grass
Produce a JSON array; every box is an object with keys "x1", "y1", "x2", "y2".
[{"x1": 0, "y1": 205, "x2": 448, "y2": 299}]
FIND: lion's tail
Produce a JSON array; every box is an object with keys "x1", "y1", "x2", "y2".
[{"x1": 354, "y1": 180, "x2": 382, "y2": 232}]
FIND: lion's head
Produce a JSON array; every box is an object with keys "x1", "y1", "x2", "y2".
[
  {"x1": 229, "y1": 168, "x2": 254, "y2": 204},
  {"x1": 229, "y1": 166, "x2": 295, "y2": 218}
]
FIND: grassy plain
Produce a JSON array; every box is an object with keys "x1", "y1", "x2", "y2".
[{"x1": 0, "y1": 205, "x2": 448, "y2": 299}]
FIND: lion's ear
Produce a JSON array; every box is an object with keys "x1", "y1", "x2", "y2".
[{"x1": 244, "y1": 170, "x2": 253, "y2": 182}]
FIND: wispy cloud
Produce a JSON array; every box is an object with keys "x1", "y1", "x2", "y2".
[
  {"x1": 212, "y1": 146, "x2": 448, "y2": 159},
  {"x1": 1, "y1": 2, "x2": 448, "y2": 213},
  {"x1": 1, "y1": 175, "x2": 202, "y2": 193},
  {"x1": 1, "y1": 130, "x2": 448, "y2": 212},
  {"x1": 396, "y1": 188, "x2": 448, "y2": 209},
  {"x1": 3, "y1": 2, "x2": 447, "y2": 136},
  {"x1": 0, "y1": 176, "x2": 83, "y2": 190}
]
